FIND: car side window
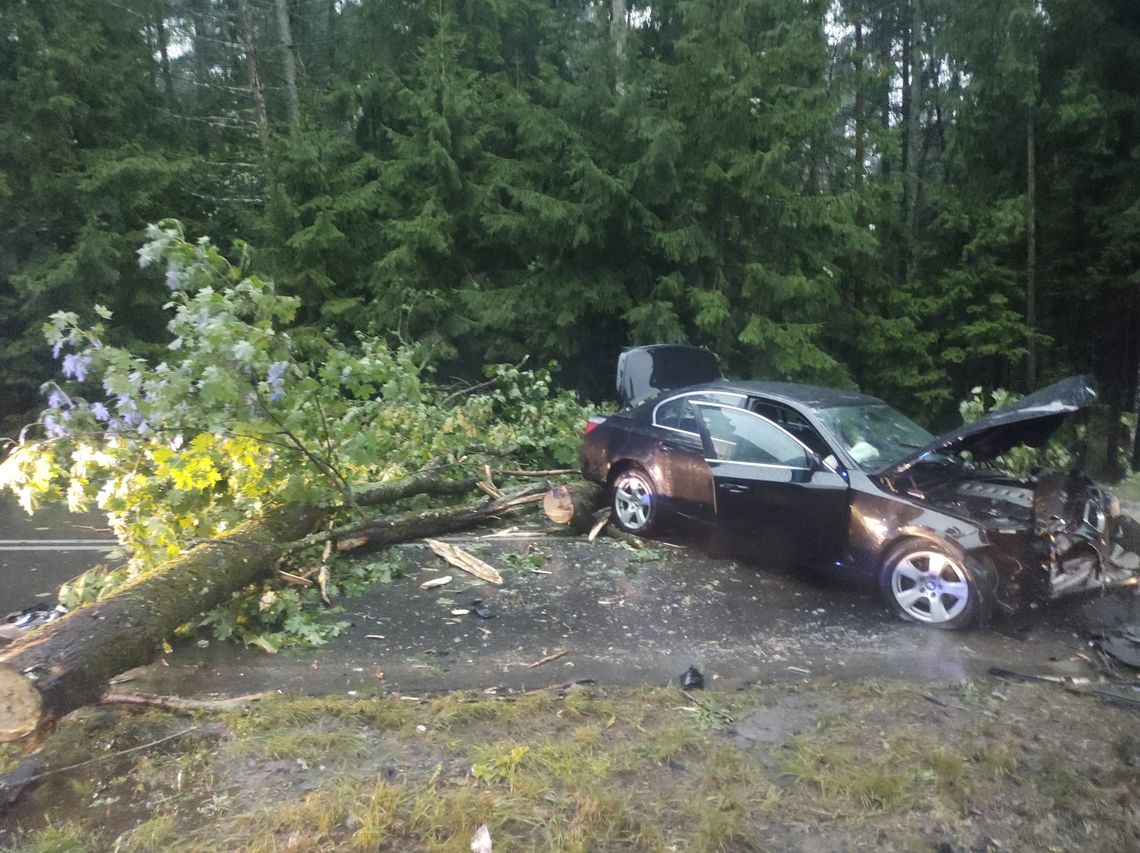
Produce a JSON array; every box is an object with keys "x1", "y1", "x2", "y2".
[
  {"x1": 750, "y1": 399, "x2": 832, "y2": 457},
  {"x1": 654, "y1": 392, "x2": 746, "y2": 434},
  {"x1": 693, "y1": 404, "x2": 811, "y2": 468}
]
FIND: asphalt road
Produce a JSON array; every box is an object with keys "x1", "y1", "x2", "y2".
[
  {"x1": 0, "y1": 495, "x2": 115, "y2": 613},
  {"x1": 122, "y1": 526, "x2": 1135, "y2": 698}
]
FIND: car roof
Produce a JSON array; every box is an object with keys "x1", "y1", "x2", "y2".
[{"x1": 704, "y1": 379, "x2": 882, "y2": 411}]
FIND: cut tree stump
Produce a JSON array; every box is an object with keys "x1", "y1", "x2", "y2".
[{"x1": 543, "y1": 481, "x2": 605, "y2": 534}]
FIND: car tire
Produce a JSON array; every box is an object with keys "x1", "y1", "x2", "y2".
[
  {"x1": 879, "y1": 539, "x2": 980, "y2": 630},
  {"x1": 610, "y1": 466, "x2": 658, "y2": 535}
]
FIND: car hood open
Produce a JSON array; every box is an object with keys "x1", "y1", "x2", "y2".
[
  {"x1": 616, "y1": 345, "x2": 721, "y2": 408},
  {"x1": 880, "y1": 375, "x2": 1097, "y2": 476}
]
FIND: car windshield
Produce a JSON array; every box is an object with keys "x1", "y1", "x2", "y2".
[{"x1": 815, "y1": 403, "x2": 935, "y2": 470}]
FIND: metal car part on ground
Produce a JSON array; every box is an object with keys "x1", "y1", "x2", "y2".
[{"x1": 581, "y1": 345, "x2": 1134, "y2": 630}]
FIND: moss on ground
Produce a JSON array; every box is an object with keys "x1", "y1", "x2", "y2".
[{"x1": 2, "y1": 680, "x2": 1138, "y2": 852}]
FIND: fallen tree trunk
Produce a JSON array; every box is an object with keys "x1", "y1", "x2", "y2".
[
  {"x1": 543, "y1": 481, "x2": 605, "y2": 533},
  {"x1": 0, "y1": 504, "x2": 326, "y2": 742},
  {"x1": 0, "y1": 474, "x2": 533, "y2": 742}
]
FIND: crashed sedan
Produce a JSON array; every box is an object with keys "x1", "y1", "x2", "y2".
[{"x1": 580, "y1": 345, "x2": 1132, "y2": 629}]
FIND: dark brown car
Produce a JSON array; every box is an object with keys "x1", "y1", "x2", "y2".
[{"x1": 580, "y1": 346, "x2": 1130, "y2": 629}]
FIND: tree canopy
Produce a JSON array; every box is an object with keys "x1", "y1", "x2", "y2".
[{"x1": 2, "y1": 0, "x2": 1139, "y2": 444}]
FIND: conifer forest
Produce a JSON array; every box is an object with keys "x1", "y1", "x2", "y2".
[{"x1": 2, "y1": 0, "x2": 1140, "y2": 461}]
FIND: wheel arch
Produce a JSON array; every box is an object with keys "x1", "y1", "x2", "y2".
[{"x1": 879, "y1": 530, "x2": 998, "y2": 626}]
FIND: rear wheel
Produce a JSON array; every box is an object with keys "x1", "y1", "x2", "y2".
[
  {"x1": 610, "y1": 467, "x2": 658, "y2": 535},
  {"x1": 880, "y1": 540, "x2": 980, "y2": 630}
]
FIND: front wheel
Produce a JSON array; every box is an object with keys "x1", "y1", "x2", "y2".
[
  {"x1": 880, "y1": 541, "x2": 980, "y2": 630},
  {"x1": 610, "y1": 467, "x2": 658, "y2": 535}
]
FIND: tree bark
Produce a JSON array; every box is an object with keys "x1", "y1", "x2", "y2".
[
  {"x1": 0, "y1": 472, "x2": 503, "y2": 741},
  {"x1": 543, "y1": 481, "x2": 606, "y2": 533},
  {"x1": 0, "y1": 505, "x2": 326, "y2": 741},
  {"x1": 156, "y1": 14, "x2": 174, "y2": 100},
  {"x1": 275, "y1": 0, "x2": 301, "y2": 131},
  {"x1": 1026, "y1": 105, "x2": 1037, "y2": 389},
  {"x1": 237, "y1": 0, "x2": 271, "y2": 157},
  {"x1": 904, "y1": 0, "x2": 923, "y2": 284},
  {"x1": 611, "y1": 0, "x2": 628, "y2": 95}
]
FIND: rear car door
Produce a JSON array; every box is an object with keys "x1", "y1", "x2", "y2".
[
  {"x1": 691, "y1": 403, "x2": 850, "y2": 567},
  {"x1": 649, "y1": 392, "x2": 746, "y2": 523}
]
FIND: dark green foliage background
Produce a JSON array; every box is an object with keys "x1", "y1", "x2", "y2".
[{"x1": 3, "y1": 0, "x2": 1139, "y2": 443}]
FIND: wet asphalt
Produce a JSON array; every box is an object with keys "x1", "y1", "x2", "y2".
[
  {"x1": 4, "y1": 491, "x2": 1135, "y2": 697},
  {"x1": 119, "y1": 526, "x2": 1135, "y2": 698},
  {"x1": 0, "y1": 498, "x2": 115, "y2": 613}
]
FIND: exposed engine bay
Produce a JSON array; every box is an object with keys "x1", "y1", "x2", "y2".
[{"x1": 898, "y1": 463, "x2": 1129, "y2": 602}]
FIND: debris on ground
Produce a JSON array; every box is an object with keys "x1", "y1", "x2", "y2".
[
  {"x1": 680, "y1": 665, "x2": 704, "y2": 690},
  {"x1": 420, "y1": 576, "x2": 453, "y2": 590},
  {"x1": 0, "y1": 604, "x2": 67, "y2": 645},
  {"x1": 470, "y1": 600, "x2": 495, "y2": 619},
  {"x1": 425, "y1": 538, "x2": 503, "y2": 585}
]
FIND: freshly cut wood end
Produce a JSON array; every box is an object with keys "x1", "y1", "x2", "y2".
[
  {"x1": 543, "y1": 485, "x2": 575, "y2": 525},
  {"x1": 0, "y1": 664, "x2": 43, "y2": 742}
]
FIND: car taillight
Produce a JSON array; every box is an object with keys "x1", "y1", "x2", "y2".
[{"x1": 584, "y1": 415, "x2": 606, "y2": 435}]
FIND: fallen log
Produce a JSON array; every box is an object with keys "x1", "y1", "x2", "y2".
[
  {"x1": 0, "y1": 505, "x2": 326, "y2": 742},
  {"x1": 0, "y1": 473, "x2": 527, "y2": 742},
  {"x1": 542, "y1": 481, "x2": 605, "y2": 534}
]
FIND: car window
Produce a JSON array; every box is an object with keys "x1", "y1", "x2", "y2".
[
  {"x1": 750, "y1": 399, "x2": 832, "y2": 457},
  {"x1": 654, "y1": 392, "x2": 746, "y2": 433},
  {"x1": 693, "y1": 404, "x2": 811, "y2": 468}
]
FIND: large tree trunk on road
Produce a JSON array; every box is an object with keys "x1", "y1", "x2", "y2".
[
  {"x1": 0, "y1": 473, "x2": 519, "y2": 741},
  {"x1": 0, "y1": 505, "x2": 326, "y2": 742}
]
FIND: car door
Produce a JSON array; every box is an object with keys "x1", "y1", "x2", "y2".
[
  {"x1": 649, "y1": 392, "x2": 745, "y2": 524},
  {"x1": 691, "y1": 402, "x2": 850, "y2": 567}
]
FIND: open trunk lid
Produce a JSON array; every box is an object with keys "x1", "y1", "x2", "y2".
[{"x1": 616, "y1": 345, "x2": 721, "y2": 408}]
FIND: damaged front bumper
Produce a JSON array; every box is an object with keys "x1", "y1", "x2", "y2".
[{"x1": 1034, "y1": 473, "x2": 1137, "y2": 599}]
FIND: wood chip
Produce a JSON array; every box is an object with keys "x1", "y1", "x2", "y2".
[
  {"x1": 525, "y1": 649, "x2": 568, "y2": 669},
  {"x1": 588, "y1": 509, "x2": 611, "y2": 541},
  {"x1": 420, "y1": 575, "x2": 453, "y2": 590},
  {"x1": 336, "y1": 535, "x2": 368, "y2": 552},
  {"x1": 275, "y1": 569, "x2": 313, "y2": 587},
  {"x1": 424, "y1": 538, "x2": 503, "y2": 585}
]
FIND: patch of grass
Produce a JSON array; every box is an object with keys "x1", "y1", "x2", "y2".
[
  {"x1": 6, "y1": 681, "x2": 1140, "y2": 852},
  {"x1": 231, "y1": 727, "x2": 371, "y2": 763},
  {"x1": 114, "y1": 814, "x2": 178, "y2": 852},
  {"x1": 5, "y1": 820, "x2": 98, "y2": 853},
  {"x1": 227, "y1": 694, "x2": 415, "y2": 734}
]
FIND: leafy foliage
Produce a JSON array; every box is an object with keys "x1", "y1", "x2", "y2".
[{"x1": 0, "y1": 223, "x2": 591, "y2": 647}]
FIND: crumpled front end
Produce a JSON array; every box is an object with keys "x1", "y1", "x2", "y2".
[{"x1": 1033, "y1": 472, "x2": 1131, "y2": 598}]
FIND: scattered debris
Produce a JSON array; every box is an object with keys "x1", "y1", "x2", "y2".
[
  {"x1": 588, "y1": 509, "x2": 610, "y2": 541},
  {"x1": 470, "y1": 823, "x2": 493, "y2": 853},
  {"x1": 526, "y1": 650, "x2": 568, "y2": 669},
  {"x1": 787, "y1": 665, "x2": 812, "y2": 675},
  {"x1": 99, "y1": 692, "x2": 267, "y2": 712},
  {"x1": 680, "y1": 665, "x2": 704, "y2": 690},
  {"x1": 1099, "y1": 635, "x2": 1140, "y2": 669},
  {"x1": 470, "y1": 600, "x2": 495, "y2": 619},
  {"x1": 365, "y1": 634, "x2": 385, "y2": 640},
  {"x1": 425, "y1": 538, "x2": 503, "y2": 585},
  {"x1": 0, "y1": 604, "x2": 67, "y2": 644},
  {"x1": 275, "y1": 569, "x2": 313, "y2": 587},
  {"x1": 420, "y1": 576, "x2": 453, "y2": 590},
  {"x1": 451, "y1": 608, "x2": 471, "y2": 616}
]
